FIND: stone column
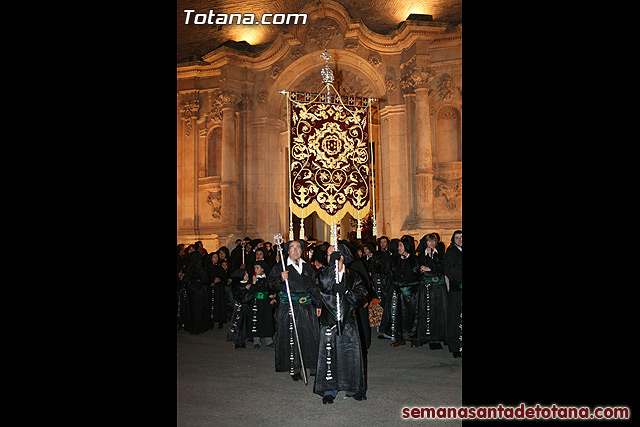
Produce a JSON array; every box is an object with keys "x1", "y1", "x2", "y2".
[
  {"x1": 217, "y1": 90, "x2": 240, "y2": 228},
  {"x1": 179, "y1": 99, "x2": 200, "y2": 237},
  {"x1": 379, "y1": 104, "x2": 408, "y2": 239},
  {"x1": 405, "y1": 67, "x2": 436, "y2": 226}
]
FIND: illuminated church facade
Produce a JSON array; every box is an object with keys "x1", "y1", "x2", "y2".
[{"x1": 177, "y1": 0, "x2": 461, "y2": 248}]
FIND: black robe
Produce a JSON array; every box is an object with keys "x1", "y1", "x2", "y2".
[
  {"x1": 372, "y1": 249, "x2": 393, "y2": 334},
  {"x1": 313, "y1": 265, "x2": 367, "y2": 397},
  {"x1": 247, "y1": 276, "x2": 275, "y2": 339},
  {"x1": 371, "y1": 249, "x2": 392, "y2": 302},
  {"x1": 226, "y1": 280, "x2": 253, "y2": 346},
  {"x1": 205, "y1": 263, "x2": 228, "y2": 327},
  {"x1": 443, "y1": 245, "x2": 462, "y2": 353},
  {"x1": 417, "y1": 247, "x2": 448, "y2": 345},
  {"x1": 389, "y1": 253, "x2": 421, "y2": 342},
  {"x1": 183, "y1": 252, "x2": 210, "y2": 334},
  {"x1": 266, "y1": 259, "x2": 320, "y2": 373}
]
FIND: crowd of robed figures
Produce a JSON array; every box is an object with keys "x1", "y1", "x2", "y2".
[{"x1": 177, "y1": 230, "x2": 462, "y2": 403}]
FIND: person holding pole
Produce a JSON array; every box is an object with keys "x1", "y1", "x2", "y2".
[
  {"x1": 313, "y1": 242, "x2": 368, "y2": 404},
  {"x1": 266, "y1": 237, "x2": 321, "y2": 382}
]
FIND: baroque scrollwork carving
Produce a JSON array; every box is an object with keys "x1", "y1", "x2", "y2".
[
  {"x1": 367, "y1": 53, "x2": 382, "y2": 69},
  {"x1": 258, "y1": 90, "x2": 269, "y2": 105},
  {"x1": 206, "y1": 192, "x2": 222, "y2": 219},
  {"x1": 271, "y1": 64, "x2": 282, "y2": 79},
  {"x1": 384, "y1": 75, "x2": 397, "y2": 92},
  {"x1": 210, "y1": 89, "x2": 239, "y2": 122},
  {"x1": 214, "y1": 89, "x2": 240, "y2": 108},
  {"x1": 305, "y1": 18, "x2": 341, "y2": 49},
  {"x1": 434, "y1": 179, "x2": 462, "y2": 212},
  {"x1": 180, "y1": 100, "x2": 199, "y2": 136},
  {"x1": 438, "y1": 73, "x2": 454, "y2": 101},
  {"x1": 343, "y1": 39, "x2": 359, "y2": 52},
  {"x1": 400, "y1": 66, "x2": 436, "y2": 94}
]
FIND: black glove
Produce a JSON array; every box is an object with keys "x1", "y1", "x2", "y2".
[
  {"x1": 329, "y1": 251, "x2": 341, "y2": 263},
  {"x1": 334, "y1": 283, "x2": 347, "y2": 295}
]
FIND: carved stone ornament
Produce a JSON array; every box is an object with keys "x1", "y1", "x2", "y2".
[
  {"x1": 258, "y1": 90, "x2": 269, "y2": 104},
  {"x1": 384, "y1": 75, "x2": 397, "y2": 92},
  {"x1": 305, "y1": 18, "x2": 341, "y2": 49},
  {"x1": 367, "y1": 53, "x2": 382, "y2": 69},
  {"x1": 215, "y1": 89, "x2": 240, "y2": 108},
  {"x1": 271, "y1": 64, "x2": 282, "y2": 79},
  {"x1": 435, "y1": 179, "x2": 462, "y2": 212},
  {"x1": 438, "y1": 73, "x2": 454, "y2": 101},
  {"x1": 206, "y1": 192, "x2": 222, "y2": 219},
  {"x1": 180, "y1": 100, "x2": 199, "y2": 136},
  {"x1": 209, "y1": 94, "x2": 223, "y2": 122},
  {"x1": 401, "y1": 66, "x2": 436, "y2": 93},
  {"x1": 343, "y1": 39, "x2": 359, "y2": 52}
]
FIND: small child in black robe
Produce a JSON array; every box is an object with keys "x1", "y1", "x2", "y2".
[
  {"x1": 248, "y1": 260, "x2": 276, "y2": 348},
  {"x1": 226, "y1": 269, "x2": 253, "y2": 349}
]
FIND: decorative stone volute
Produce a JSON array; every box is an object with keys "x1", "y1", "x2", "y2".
[{"x1": 401, "y1": 66, "x2": 436, "y2": 94}]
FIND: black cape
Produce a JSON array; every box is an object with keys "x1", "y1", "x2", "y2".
[
  {"x1": 205, "y1": 262, "x2": 228, "y2": 327},
  {"x1": 389, "y1": 253, "x2": 421, "y2": 342},
  {"x1": 247, "y1": 276, "x2": 275, "y2": 338},
  {"x1": 266, "y1": 258, "x2": 320, "y2": 373},
  {"x1": 183, "y1": 252, "x2": 210, "y2": 334},
  {"x1": 313, "y1": 264, "x2": 367, "y2": 397},
  {"x1": 443, "y1": 245, "x2": 462, "y2": 353},
  {"x1": 226, "y1": 280, "x2": 254, "y2": 346},
  {"x1": 416, "y1": 244, "x2": 448, "y2": 344}
]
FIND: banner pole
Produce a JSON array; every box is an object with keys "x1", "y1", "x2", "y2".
[
  {"x1": 282, "y1": 90, "x2": 294, "y2": 241},
  {"x1": 369, "y1": 100, "x2": 378, "y2": 237}
]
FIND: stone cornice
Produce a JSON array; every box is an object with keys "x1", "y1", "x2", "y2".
[
  {"x1": 345, "y1": 19, "x2": 448, "y2": 53},
  {"x1": 202, "y1": 32, "x2": 300, "y2": 70},
  {"x1": 177, "y1": 0, "x2": 454, "y2": 80},
  {"x1": 177, "y1": 33, "x2": 299, "y2": 79}
]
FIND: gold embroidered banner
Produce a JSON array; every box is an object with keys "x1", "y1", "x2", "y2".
[{"x1": 288, "y1": 88, "x2": 372, "y2": 226}]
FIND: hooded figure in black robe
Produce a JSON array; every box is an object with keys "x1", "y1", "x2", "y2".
[
  {"x1": 266, "y1": 239, "x2": 321, "y2": 380},
  {"x1": 204, "y1": 253, "x2": 228, "y2": 329},
  {"x1": 183, "y1": 251, "x2": 210, "y2": 334},
  {"x1": 226, "y1": 268, "x2": 253, "y2": 348},
  {"x1": 314, "y1": 242, "x2": 367, "y2": 403},
  {"x1": 372, "y1": 236, "x2": 393, "y2": 339},
  {"x1": 443, "y1": 230, "x2": 462, "y2": 358},
  {"x1": 379, "y1": 238, "x2": 399, "y2": 338},
  {"x1": 389, "y1": 235, "x2": 421, "y2": 346},
  {"x1": 247, "y1": 260, "x2": 276, "y2": 348},
  {"x1": 416, "y1": 234, "x2": 448, "y2": 349}
]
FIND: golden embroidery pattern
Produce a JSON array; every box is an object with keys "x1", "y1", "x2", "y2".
[{"x1": 288, "y1": 86, "x2": 371, "y2": 225}]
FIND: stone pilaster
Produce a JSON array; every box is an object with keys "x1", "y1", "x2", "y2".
[{"x1": 403, "y1": 66, "x2": 437, "y2": 227}]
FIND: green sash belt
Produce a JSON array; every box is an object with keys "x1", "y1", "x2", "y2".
[
  {"x1": 395, "y1": 281, "x2": 420, "y2": 295},
  {"x1": 278, "y1": 291, "x2": 311, "y2": 305},
  {"x1": 399, "y1": 286, "x2": 412, "y2": 295},
  {"x1": 420, "y1": 275, "x2": 445, "y2": 286},
  {"x1": 254, "y1": 291, "x2": 269, "y2": 300}
]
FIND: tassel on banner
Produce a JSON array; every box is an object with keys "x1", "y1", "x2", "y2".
[
  {"x1": 299, "y1": 217, "x2": 305, "y2": 240},
  {"x1": 356, "y1": 218, "x2": 362, "y2": 239}
]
